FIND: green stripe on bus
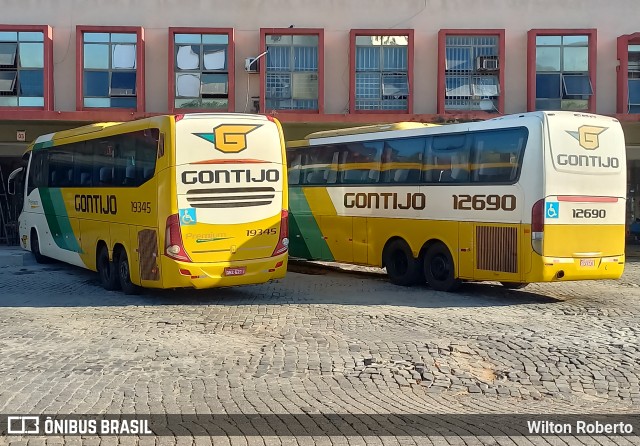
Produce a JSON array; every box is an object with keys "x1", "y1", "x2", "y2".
[
  {"x1": 33, "y1": 140, "x2": 54, "y2": 151},
  {"x1": 39, "y1": 188, "x2": 83, "y2": 253},
  {"x1": 288, "y1": 188, "x2": 333, "y2": 261}
]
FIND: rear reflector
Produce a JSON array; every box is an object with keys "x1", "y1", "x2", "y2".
[
  {"x1": 271, "y1": 209, "x2": 289, "y2": 256},
  {"x1": 165, "y1": 213, "x2": 192, "y2": 262}
]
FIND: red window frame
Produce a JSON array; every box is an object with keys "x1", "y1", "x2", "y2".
[
  {"x1": 527, "y1": 28, "x2": 597, "y2": 113},
  {"x1": 168, "y1": 27, "x2": 234, "y2": 114},
  {"x1": 617, "y1": 32, "x2": 640, "y2": 114},
  {"x1": 259, "y1": 28, "x2": 324, "y2": 114},
  {"x1": 437, "y1": 29, "x2": 505, "y2": 115},
  {"x1": 0, "y1": 24, "x2": 53, "y2": 113},
  {"x1": 76, "y1": 25, "x2": 145, "y2": 112},
  {"x1": 349, "y1": 29, "x2": 414, "y2": 114}
]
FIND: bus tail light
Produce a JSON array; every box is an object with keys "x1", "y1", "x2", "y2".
[
  {"x1": 531, "y1": 199, "x2": 544, "y2": 255},
  {"x1": 165, "y1": 214, "x2": 192, "y2": 262},
  {"x1": 271, "y1": 209, "x2": 289, "y2": 256}
]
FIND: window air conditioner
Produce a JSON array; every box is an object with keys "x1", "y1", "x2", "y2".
[
  {"x1": 245, "y1": 57, "x2": 259, "y2": 73},
  {"x1": 476, "y1": 56, "x2": 499, "y2": 71}
]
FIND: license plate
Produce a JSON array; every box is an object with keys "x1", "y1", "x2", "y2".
[
  {"x1": 580, "y1": 259, "x2": 595, "y2": 267},
  {"x1": 224, "y1": 267, "x2": 246, "y2": 276}
]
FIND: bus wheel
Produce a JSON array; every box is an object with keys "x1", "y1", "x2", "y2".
[
  {"x1": 423, "y1": 242, "x2": 461, "y2": 292},
  {"x1": 383, "y1": 239, "x2": 422, "y2": 286},
  {"x1": 30, "y1": 229, "x2": 50, "y2": 264},
  {"x1": 501, "y1": 282, "x2": 528, "y2": 290},
  {"x1": 97, "y1": 246, "x2": 120, "y2": 291},
  {"x1": 118, "y1": 250, "x2": 141, "y2": 295}
]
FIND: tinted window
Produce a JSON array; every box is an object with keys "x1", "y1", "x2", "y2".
[
  {"x1": 287, "y1": 152, "x2": 302, "y2": 185},
  {"x1": 27, "y1": 151, "x2": 47, "y2": 195},
  {"x1": 339, "y1": 141, "x2": 383, "y2": 184},
  {"x1": 428, "y1": 133, "x2": 470, "y2": 183},
  {"x1": 471, "y1": 128, "x2": 528, "y2": 183},
  {"x1": 301, "y1": 146, "x2": 339, "y2": 185},
  {"x1": 380, "y1": 137, "x2": 425, "y2": 183}
]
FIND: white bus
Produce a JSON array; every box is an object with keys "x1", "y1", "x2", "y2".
[{"x1": 286, "y1": 111, "x2": 627, "y2": 291}]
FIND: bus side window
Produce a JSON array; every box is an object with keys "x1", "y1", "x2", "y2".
[
  {"x1": 430, "y1": 133, "x2": 470, "y2": 183},
  {"x1": 339, "y1": 141, "x2": 382, "y2": 184},
  {"x1": 471, "y1": 128, "x2": 528, "y2": 183},
  {"x1": 381, "y1": 137, "x2": 425, "y2": 184},
  {"x1": 287, "y1": 153, "x2": 302, "y2": 185},
  {"x1": 27, "y1": 151, "x2": 47, "y2": 196}
]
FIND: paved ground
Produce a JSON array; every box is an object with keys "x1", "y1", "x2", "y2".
[{"x1": 0, "y1": 250, "x2": 639, "y2": 445}]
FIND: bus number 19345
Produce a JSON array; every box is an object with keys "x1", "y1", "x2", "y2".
[{"x1": 453, "y1": 194, "x2": 517, "y2": 211}]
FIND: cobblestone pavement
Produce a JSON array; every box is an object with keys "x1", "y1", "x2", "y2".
[{"x1": 0, "y1": 255, "x2": 639, "y2": 445}]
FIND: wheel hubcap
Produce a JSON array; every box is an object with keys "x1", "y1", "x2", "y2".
[{"x1": 430, "y1": 255, "x2": 449, "y2": 281}]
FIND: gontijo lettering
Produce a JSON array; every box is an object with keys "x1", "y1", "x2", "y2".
[{"x1": 74, "y1": 194, "x2": 117, "y2": 215}]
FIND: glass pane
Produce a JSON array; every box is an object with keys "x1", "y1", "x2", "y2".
[
  {"x1": 629, "y1": 45, "x2": 640, "y2": 53},
  {"x1": 536, "y1": 36, "x2": 561, "y2": 45},
  {"x1": 84, "y1": 70, "x2": 109, "y2": 96},
  {"x1": 201, "y1": 73, "x2": 228, "y2": 95},
  {"x1": 380, "y1": 137, "x2": 424, "y2": 183},
  {"x1": 19, "y1": 69, "x2": 43, "y2": 96},
  {"x1": 356, "y1": 35, "x2": 378, "y2": 46},
  {"x1": 629, "y1": 79, "x2": 640, "y2": 105},
  {"x1": 291, "y1": 72, "x2": 317, "y2": 100},
  {"x1": 84, "y1": 44, "x2": 109, "y2": 69},
  {"x1": 110, "y1": 97, "x2": 137, "y2": 108},
  {"x1": 536, "y1": 73, "x2": 561, "y2": 98},
  {"x1": 203, "y1": 34, "x2": 228, "y2": 44},
  {"x1": 472, "y1": 75, "x2": 499, "y2": 96},
  {"x1": 0, "y1": 32, "x2": 18, "y2": 41},
  {"x1": 563, "y1": 74, "x2": 592, "y2": 95},
  {"x1": 266, "y1": 35, "x2": 292, "y2": 45},
  {"x1": 293, "y1": 46, "x2": 317, "y2": 71},
  {"x1": 293, "y1": 35, "x2": 318, "y2": 46},
  {"x1": 0, "y1": 71, "x2": 17, "y2": 92},
  {"x1": 0, "y1": 42, "x2": 17, "y2": 66},
  {"x1": 383, "y1": 35, "x2": 408, "y2": 46},
  {"x1": 266, "y1": 73, "x2": 291, "y2": 99},
  {"x1": 112, "y1": 44, "x2": 136, "y2": 69},
  {"x1": 432, "y1": 135, "x2": 470, "y2": 183},
  {"x1": 84, "y1": 33, "x2": 109, "y2": 43},
  {"x1": 535, "y1": 98, "x2": 561, "y2": 110},
  {"x1": 84, "y1": 97, "x2": 111, "y2": 107},
  {"x1": 19, "y1": 42, "x2": 44, "y2": 68},
  {"x1": 176, "y1": 73, "x2": 200, "y2": 97},
  {"x1": 355, "y1": 72, "x2": 381, "y2": 100},
  {"x1": 563, "y1": 46, "x2": 588, "y2": 72},
  {"x1": 0, "y1": 96, "x2": 18, "y2": 106},
  {"x1": 18, "y1": 32, "x2": 44, "y2": 42},
  {"x1": 629, "y1": 104, "x2": 640, "y2": 113},
  {"x1": 111, "y1": 33, "x2": 137, "y2": 43},
  {"x1": 175, "y1": 98, "x2": 201, "y2": 108},
  {"x1": 383, "y1": 46, "x2": 407, "y2": 71},
  {"x1": 266, "y1": 46, "x2": 290, "y2": 70},
  {"x1": 445, "y1": 75, "x2": 471, "y2": 97},
  {"x1": 561, "y1": 99, "x2": 589, "y2": 110},
  {"x1": 110, "y1": 71, "x2": 136, "y2": 95},
  {"x1": 446, "y1": 46, "x2": 472, "y2": 71},
  {"x1": 200, "y1": 98, "x2": 228, "y2": 109},
  {"x1": 18, "y1": 96, "x2": 44, "y2": 106},
  {"x1": 203, "y1": 46, "x2": 226, "y2": 70},
  {"x1": 176, "y1": 45, "x2": 200, "y2": 70},
  {"x1": 356, "y1": 46, "x2": 380, "y2": 71},
  {"x1": 382, "y1": 73, "x2": 408, "y2": 98},
  {"x1": 563, "y1": 35, "x2": 588, "y2": 46},
  {"x1": 175, "y1": 33, "x2": 201, "y2": 44},
  {"x1": 471, "y1": 128, "x2": 527, "y2": 183},
  {"x1": 536, "y1": 46, "x2": 560, "y2": 71}
]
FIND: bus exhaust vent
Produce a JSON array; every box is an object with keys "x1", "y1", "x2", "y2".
[
  {"x1": 186, "y1": 187, "x2": 275, "y2": 208},
  {"x1": 138, "y1": 229, "x2": 160, "y2": 281},
  {"x1": 476, "y1": 225, "x2": 518, "y2": 273}
]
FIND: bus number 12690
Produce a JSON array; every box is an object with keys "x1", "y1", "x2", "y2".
[{"x1": 453, "y1": 194, "x2": 517, "y2": 211}]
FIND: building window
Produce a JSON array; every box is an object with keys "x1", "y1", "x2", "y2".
[
  {"x1": 438, "y1": 30, "x2": 504, "y2": 114},
  {"x1": 170, "y1": 29, "x2": 233, "y2": 111},
  {"x1": 78, "y1": 27, "x2": 144, "y2": 110},
  {"x1": 352, "y1": 33, "x2": 411, "y2": 112},
  {"x1": 530, "y1": 30, "x2": 596, "y2": 112},
  {"x1": 262, "y1": 29, "x2": 323, "y2": 112},
  {"x1": 0, "y1": 30, "x2": 45, "y2": 107},
  {"x1": 628, "y1": 44, "x2": 640, "y2": 113}
]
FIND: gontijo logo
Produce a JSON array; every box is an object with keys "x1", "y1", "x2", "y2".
[
  {"x1": 194, "y1": 124, "x2": 262, "y2": 153},
  {"x1": 566, "y1": 125, "x2": 608, "y2": 150}
]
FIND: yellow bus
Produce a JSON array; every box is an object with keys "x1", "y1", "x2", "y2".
[
  {"x1": 10, "y1": 113, "x2": 289, "y2": 294},
  {"x1": 286, "y1": 112, "x2": 626, "y2": 291}
]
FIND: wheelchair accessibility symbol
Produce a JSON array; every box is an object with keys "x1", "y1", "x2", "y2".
[
  {"x1": 180, "y1": 208, "x2": 197, "y2": 225},
  {"x1": 546, "y1": 202, "x2": 559, "y2": 219}
]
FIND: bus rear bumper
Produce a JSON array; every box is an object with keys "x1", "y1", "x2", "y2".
[
  {"x1": 160, "y1": 254, "x2": 288, "y2": 289},
  {"x1": 524, "y1": 253, "x2": 625, "y2": 282}
]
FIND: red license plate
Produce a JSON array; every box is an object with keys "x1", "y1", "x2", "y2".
[
  {"x1": 580, "y1": 259, "x2": 595, "y2": 267},
  {"x1": 224, "y1": 267, "x2": 246, "y2": 276}
]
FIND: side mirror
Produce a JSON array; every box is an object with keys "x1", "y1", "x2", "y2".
[{"x1": 7, "y1": 167, "x2": 23, "y2": 195}]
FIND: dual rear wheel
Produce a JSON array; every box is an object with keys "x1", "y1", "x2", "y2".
[{"x1": 96, "y1": 246, "x2": 141, "y2": 295}]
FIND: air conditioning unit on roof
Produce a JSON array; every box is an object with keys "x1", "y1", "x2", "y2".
[{"x1": 476, "y1": 56, "x2": 499, "y2": 71}]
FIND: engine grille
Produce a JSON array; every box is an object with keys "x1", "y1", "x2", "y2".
[
  {"x1": 476, "y1": 225, "x2": 518, "y2": 273},
  {"x1": 186, "y1": 187, "x2": 276, "y2": 208},
  {"x1": 137, "y1": 229, "x2": 159, "y2": 281}
]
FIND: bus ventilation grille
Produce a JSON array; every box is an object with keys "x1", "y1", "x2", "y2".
[
  {"x1": 186, "y1": 187, "x2": 276, "y2": 208},
  {"x1": 138, "y1": 229, "x2": 160, "y2": 281},
  {"x1": 476, "y1": 225, "x2": 518, "y2": 273}
]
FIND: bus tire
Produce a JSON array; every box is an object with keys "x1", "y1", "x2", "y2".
[
  {"x1": 423, "y1": 242, "x2": 461, "y2": 292},
  {"x1": 97, "y1": 246, "x2": 120, "y2": 291},
  {"x1": 118, "y1": 250, "x2": 141, "y2": 295},
  {"x1": 383, "y1": 239, "x2": 422, "y2": 286},
  {"x1": 30, "y1": 229, "x2": 50, "y2": 264},
  {"x1": 501, "y1": 282, "x2": 528, "y2": 290}
]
